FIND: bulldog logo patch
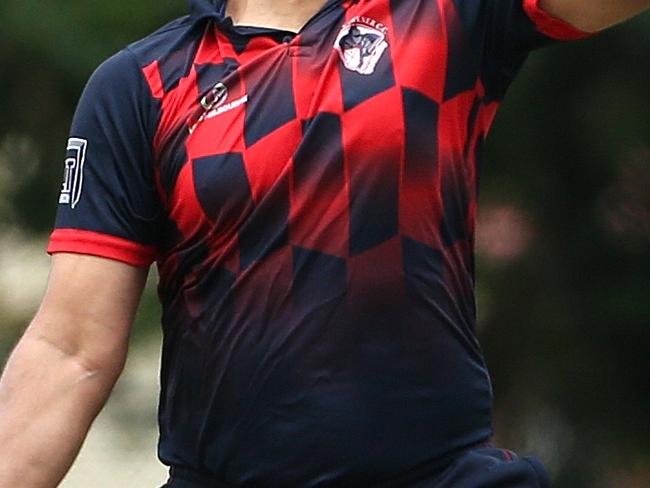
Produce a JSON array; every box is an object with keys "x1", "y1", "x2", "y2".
[{"x1": 335, "y1": 16, "x2": 389, "y2": 76}]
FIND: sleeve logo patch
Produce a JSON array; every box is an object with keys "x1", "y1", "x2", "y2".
[{"x1": 58, "y1": 137, "x2": 88, "y2": 208}]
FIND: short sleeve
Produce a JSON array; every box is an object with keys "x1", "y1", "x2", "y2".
[
  {"x1": 478, "y1": 0, "x2": 593, "y2": 98},
  {"x1": 47, "y1": 49, "x2": 164, "y2": 267}
]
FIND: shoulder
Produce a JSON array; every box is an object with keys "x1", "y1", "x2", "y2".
[
  {"x1": 125, "y1": 15, "x2": 208, "y2": 93},
  {"x1": 82, "y1": 15, "x2": 202, "y2": 108},
  {"x1": 125, "y1": 15, "x2": 197, "y2": 68},
  {"x1": 70, "y1": 19, "x2": 202, "y2": 145}
]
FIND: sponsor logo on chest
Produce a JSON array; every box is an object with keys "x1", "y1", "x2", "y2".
[{"x1": 189, "y1": 81, "x2": 249, "y2": 134}]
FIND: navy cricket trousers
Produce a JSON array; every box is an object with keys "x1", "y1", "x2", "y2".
[{"x1": 161, "y1": 446, "x2": 550, "y2": 487}]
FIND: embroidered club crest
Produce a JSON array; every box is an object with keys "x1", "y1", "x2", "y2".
[
  {"x1": 58, "y1": 137, "x2": 88, "y2": 209},
  {"x1": 334, "y1": 16, "x2": 389, "y2": 75}
]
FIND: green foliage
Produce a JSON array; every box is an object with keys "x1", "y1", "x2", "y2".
[{"x1": 481, "y1": 17, "x2": 650, "y2": 485}]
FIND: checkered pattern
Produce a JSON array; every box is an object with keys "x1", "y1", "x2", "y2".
[
  {"x1": 48, "y1": 0, "x2": 590, "y2": 483},
  {"x1": 145, "y1": 0, "x2": 499, "y2": 289}
]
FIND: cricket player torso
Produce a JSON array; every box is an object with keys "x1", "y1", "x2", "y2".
[
  {"x1": 139, "y1": 0, "x2": 499, "y2": 482},
  {"x1": 46, "y1": 0, "x2": 586, "y2": 482}
]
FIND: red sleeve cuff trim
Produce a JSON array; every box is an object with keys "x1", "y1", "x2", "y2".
[
  {"x1": 47, "y1": 229, "x2": 158, "y2": 267},
  {"x1": 523, "y1": 0, "x2": 594, "y2": 41}
]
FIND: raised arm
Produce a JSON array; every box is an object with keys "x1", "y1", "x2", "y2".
[
  {"x1": 540, "y1": 0, "x2": 650, "y2": 32},
  {"x1": 0, "y1": 254, "x2": 147, "y2": 488}
]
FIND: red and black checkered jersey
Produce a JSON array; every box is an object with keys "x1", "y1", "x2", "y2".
[{"x1": 49, "y1": 0, "x2": 589, "y2": 484}]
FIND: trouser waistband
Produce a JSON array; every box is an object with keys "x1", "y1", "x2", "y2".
[
  {"x1": 165, "y1": 442, "x2": 500, "y2": 487},
  {"x1": 167, "y1": 466, "x2": 232, "y2": 488}
]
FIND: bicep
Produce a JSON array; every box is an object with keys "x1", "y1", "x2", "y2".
[
  {"x1": 539, "y1": 0, "x2": 650, "y2": 32},
  {"x1": 474, "y1": 0, "x2": 591, "y2": 99},
  {"x1": 34, "y1": 50, "x2": 162, "y2": 372},
  {"x1": 27, "y1": 253, "x2": 148, "y2": 373}
]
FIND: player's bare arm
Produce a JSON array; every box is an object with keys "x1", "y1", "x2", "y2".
[
  {"x1": 541, "y1": 0, "x2": 650, "y2": 31},
  {"x1": 0, "y1": 254, "x2": 147, "y2": 488}
]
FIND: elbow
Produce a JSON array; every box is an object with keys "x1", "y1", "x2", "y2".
[
  {"x1": 67, "y1": 343, "x2": 129, "y2": 385},
  {"x1": 40, "y1": 331, "x2": 128, "y2": 383},
  {"x1": 24, "y1": 315, "x2": 130, "y2": 386}
]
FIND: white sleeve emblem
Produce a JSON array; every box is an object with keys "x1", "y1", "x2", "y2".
[{"x1": 58, "y1": 137, "x2": 88, "y2": 209}]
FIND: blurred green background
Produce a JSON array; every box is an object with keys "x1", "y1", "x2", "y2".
[{"x1": 0, "y1": 1, "x2": 648, "y2": 487}]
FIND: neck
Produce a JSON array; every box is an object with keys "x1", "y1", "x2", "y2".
[{"x1": 225, "y1": 0, "x2": 327, "y2": 32}]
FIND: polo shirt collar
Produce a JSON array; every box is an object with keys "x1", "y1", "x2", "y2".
[
  {"x1": 189, "y1": 0, "x2": 227, "y2": 24},
  {"x1": 189, "y1": 0, "x2": 345, "y2": 26}
]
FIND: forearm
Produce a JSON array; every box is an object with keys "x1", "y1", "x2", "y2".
[
  {"x1": 0, "y1": 327, "x2": 125, "y2": 488},
  {"x1": 540, "y1": 0, "x2": 650, "y2": 32}
]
